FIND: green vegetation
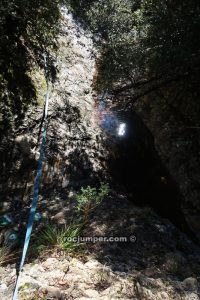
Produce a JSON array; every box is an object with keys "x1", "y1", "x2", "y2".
[
  {"x1": 0, "y1": 0, "x2": 62, "y2": 135},
  {"x1": 33, "y1": 223, "x2": 82, "y2": 253},
  {"x1": 67, "y1": 0, "x2": 200, "y2": 123},
  {"x1": 76, "y1": 183, "x2": 109, "y2": 221},
  {"x1": 30, "y1": 183, "x2": 109, "y2": 254}
]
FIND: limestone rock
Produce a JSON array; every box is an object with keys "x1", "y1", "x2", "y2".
[
  {"x1": 182, "y1": 277, "x2": 198, "y2": 292},
  {"x1": 84, "y1": 289, "x2": 100, "y2": 298},
  {"x1": 45, "y1": 286, "x2": 63, "y2": 299}
]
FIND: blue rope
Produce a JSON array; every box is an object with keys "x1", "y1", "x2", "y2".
[{"x1": 12, "y1": 58, "x2": 50, "y2": 300}]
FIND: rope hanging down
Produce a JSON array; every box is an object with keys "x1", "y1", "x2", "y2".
[{"x1": 12, "y1": 54, "x2": 50, "y2": 300}]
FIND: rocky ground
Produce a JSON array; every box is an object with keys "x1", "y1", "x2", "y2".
[
  {"x1": 0, "y1": 6, "x2": 200, "y2": 300},
  {"x1": 1, "y1": 191, "x2": 200, "y2": 299}
]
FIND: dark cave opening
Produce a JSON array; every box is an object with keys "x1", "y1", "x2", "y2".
[{"x1": 101, "y1": 109, "x2": 197, "y2": 242}]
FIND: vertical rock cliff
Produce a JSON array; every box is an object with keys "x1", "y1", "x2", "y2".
[{"x1": 0, "y1": 7, "x2": 108, "y2": 220}]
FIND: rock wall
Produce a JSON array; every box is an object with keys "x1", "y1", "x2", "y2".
[
  {"x1": 0, "y1": 7, "x2": 108, "y2": 219},
  {"x1": 132, "y1": 91, "x2": 200, "y2": 237}
]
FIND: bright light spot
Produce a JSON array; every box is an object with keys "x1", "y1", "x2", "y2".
[{"x1": 118, "y1": 123, "x2": 126, "y2": 136}]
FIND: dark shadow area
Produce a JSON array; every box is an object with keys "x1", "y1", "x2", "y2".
[
  {"x1": 103, "y1": 110, "x2": 199, "y2": 243},
  {"x1": 0, "y1": 0, "x2": 60, "y2": 137}
]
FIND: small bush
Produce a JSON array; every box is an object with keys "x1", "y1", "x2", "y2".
[
  {"x1": 31, "y1": 184, "x2": 109, "y2": 255},
  {"x1": 76, "y1": 183, "x2": 109, "y2": 221}
]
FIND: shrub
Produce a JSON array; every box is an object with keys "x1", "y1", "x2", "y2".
[{"x1": 76, "y1": 183, "x2": 109, "y2": 221}]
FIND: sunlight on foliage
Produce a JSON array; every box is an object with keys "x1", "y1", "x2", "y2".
[{"x1": 76, "y1": 183, "x2": 109, "y2": 221}]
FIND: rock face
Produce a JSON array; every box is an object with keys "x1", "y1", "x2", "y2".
[
  {"x1": 113, "y1": 82, "x2": 200, "y2": 238},
  {"x1": 131, "y1": 93, "x2": 200, "y2": 238},
  {"x1": 0, "y1": 7, "x2": 108, "y2": 218}
]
